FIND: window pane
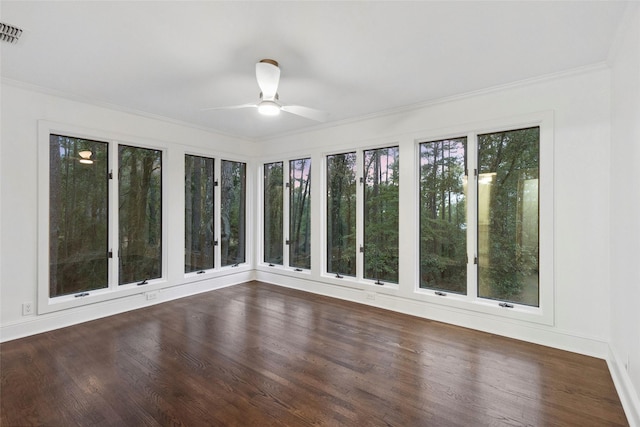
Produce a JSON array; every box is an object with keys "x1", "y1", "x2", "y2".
[
  {"x1": 289, "y1": 158, "x2": 311, "y2": 269},
  {"x1": 419, "y1": 138, "x2": 468, "y2": 293},
  {"x1": 221, "y1": 160, "x2": 246, "y2": 266},
  {"x1": 49, "y1": 135, "x2": 109, "y2": 297},
  {"x1": 478, "y1": 127, "x2": 539, "y2": 306},
  {"x1": 327, "y1": 152, "x2": 357, "y2": 276},
  {"x1": 264, "y1": 162, "x2": 283, "y2": 265},
  {"x1": 363, "y1": 146, "x2": 399, "y2": 283},
  {"x1": 185, "y1": 155, "x2": 215, "y2": 273},
  {"x1": 119, "y1": 145, "x2": 162, "y2": 284}
]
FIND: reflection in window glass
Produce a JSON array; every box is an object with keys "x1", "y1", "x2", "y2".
[
  {"x1": 419, "y1": 138, "x2": 467, "y2": 294},
  {"x1": 478, "y1": 127, "x2": 539, "y2": 306},
  {"x1": 221, "y1": 160, "x2": 246, "y2": 266},
  {"x1": 327, "y1": 152, "x2": 357, "y2": 276},
  {"x1": 49, "y1": 134, "x2": 109, "y2": 297},
  {"x1": 289, "y1": 158, "x2": 311, "y2": 269},
  {"x1": 264, "y1": 162, "x2": 284, "y2": 265},
  {"x1": 118, "y1": 145, "x2": 162, "y2": 284},
  {"x1": 363, "y1": 146, "x2": 399, "y2": 283},
  {"x1": 185, "y1": 155, "x2": 215, "y2": 273}
]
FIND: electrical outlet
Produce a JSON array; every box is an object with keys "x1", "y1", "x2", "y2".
[
  {"x1": 365, "y1": 292, "x2": 376, "y2": 301},
  {"x1": 146, "y1": 291, "x2": 158, "y2": 301},
  {"x1": 22, "y1": 302, "x2": 33, "y2": 316}
]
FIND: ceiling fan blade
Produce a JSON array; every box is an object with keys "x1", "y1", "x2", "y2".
[
  {"x1": 201, "y1": 103, "x2": 257, "y2": 111},
  {"x1": 256, "y1": 60, "x2": 280, "y2": 100},
  {"x1": 281, "y1": 105, "x2": 329, "y2": 122}
]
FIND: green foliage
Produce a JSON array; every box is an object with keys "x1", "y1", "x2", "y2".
[
  {"x1": 419, "y1": 138, "x2": 467, "y2": 293},
  {"x1": 289, "y1": 158, "x2": 311, "y2": 269},
  {"x1": 49, "y1": 135, "x2": 109, "y2": 296},
  {"x1": 478, "y1": 127, "x2": 539, "y2": 305},
  {"x1": 264, "y1": 162, "x2": 284, "y2": 264},
  {"x1": 221, "y1": 160, "x2": 246, "y2": 266},
  {"x1": 327, "y1": 153, "x2": 357, "y2": 276},
  {"x1": 363, "y1": 147, "x2": 399, "y2": 283},
  {"x1": 118, "y1": 145, "x2": 162, "y2": 284},
  {"x1": 185, "y1": 155, "x2": 215, "y2": 272}
]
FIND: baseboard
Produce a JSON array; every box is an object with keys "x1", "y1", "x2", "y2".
[
  {"x1": 608, "y1": 345, "x2": 640, "y2": 427},
  {"x1": 255, "y1": 270, "x2": 610, "y2": 359},
  {"x1": 0, "y1": 271, "x2": 253, "y2": 343}
]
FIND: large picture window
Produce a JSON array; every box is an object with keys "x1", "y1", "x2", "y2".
[
  {"x1": 327, "y1": 152, "x2": 357, "y2": 277},
  {"x1": 418, "y1": 126, "x2": 541, "y2": 308},
  {"x1": 118, "y1": 145, "x2": 162, "y2": 285},
  {"x1": 289, "y1": 158, "x2": 311, "y2": 270},
  {"x1": 185, "y1": 155, "x2": 215, "y2": 273},
  {"x1": 419, "y1": 138, "x2": 467, "y2": 294},
  {"x1": 220, "y1": 160, "x2": 246, "y2": 266},
  {"x1": 477, "y1": 127, "x2": 539, "y2": 307},
  {"x1": 49, "y1": 135, "x2": 109, "y2": 297},
  {"x1": 47, "y1": 131, "x2": 164, "y2": 303},
  {"x1": 264, "y1": 162, "x2": 284, "y2": 265},
  {"x1": 363, "y1": 146, "x2": 399, "y2": 284}
]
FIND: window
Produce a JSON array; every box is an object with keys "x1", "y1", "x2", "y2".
[
  {"x1": 419, "y1": 138, "x2": 467, "y2": 294},
  {"x1": 118, "y1": 145, "x2": 162, "y2": 285},
  {"x1": 418, "y1": 126, "x2": 541, "y2": 308},
  {"x1": 185, "y1": 155, "x2": 215, "y2": 273},
  {"x1": 264, "y1": 162, "x2": 284, "y2": 265},
  {"x1": 363, "y1": 146, "x2": 399, "y2": 284},
  {"x1": 46, "y1": 130, "x2": 164, "y2": 306},
  {"x1": 326, "y1": 152, "x2": 357, "y2": 277},
  {"x1": 477, "y1": 127, "x2": 539, "y2": 306},
  {"x1": 49, "y1": 134, "x2": 109, "y2": 297},
  {"x1": 289, "y1": 158, "x2": 311, "y2": 270},
  {"x1": 220, "y1": 160, "x2": 246, "y2": 266}
]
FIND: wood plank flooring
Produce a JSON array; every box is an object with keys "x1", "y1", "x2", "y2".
[{"x1": 1, "y1": 281, "x2": 628, "y2": 426}]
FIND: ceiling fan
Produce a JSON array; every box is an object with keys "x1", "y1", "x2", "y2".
[{"x1": 204, "y1": 59, "x2": 328, "y2": 122}]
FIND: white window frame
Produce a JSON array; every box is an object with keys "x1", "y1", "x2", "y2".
[
  {"x1": 38, "y1": 121, "x2": 168, "y2": 314},
  {"x1": 413, "y1": 111, "x2": 554, "y2": 325},
  {"x1": 318, "y1": 142, "x2": 401, "y2": 290},
  {"x1": 258, "y1": 155, "x2": 313, "y2": 274}
]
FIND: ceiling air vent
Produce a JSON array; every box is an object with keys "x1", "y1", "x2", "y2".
[{"x1": 0, "y1": 22, "x2": 23, "y2": 44}]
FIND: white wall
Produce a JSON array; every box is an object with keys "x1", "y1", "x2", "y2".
[
  {"x1": 609, "y1": 4, "x2": 640, "y2": 426},
  {"x1": 257, "y1": 66, "x2": 613, "y2": 358},
  {"x1": 0, "y1": 82, "x2": 257, "y2": 340}
]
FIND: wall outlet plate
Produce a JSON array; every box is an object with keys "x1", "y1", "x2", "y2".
[{"x1": 22, "y1": 302, "x2": 33, "y2": 316}]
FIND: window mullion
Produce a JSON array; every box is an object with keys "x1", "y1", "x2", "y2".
[
  {"x1": 283, "y1": 161, "x2": 291, "y2": 268},
  {"x1": 109, "y1": 141, "x2": 119, "y2": 290},
  {"x1": 355, "y1": 150, "x2": 364, "y2": 281},
  {"x1": 213, "y1": 158, "x2": 221, "y2": 270},
  {"x1": 466, "y1": 132, "x2": 478, "y2": 300}
]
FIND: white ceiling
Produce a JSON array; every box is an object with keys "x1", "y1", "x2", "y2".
[{"x1": 0, "y1": 1, "x2": 630, "y2": 140}]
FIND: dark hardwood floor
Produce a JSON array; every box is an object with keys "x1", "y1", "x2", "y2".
[{"x1": 1, "y1": 281, "x2": 628, "y2": 426}]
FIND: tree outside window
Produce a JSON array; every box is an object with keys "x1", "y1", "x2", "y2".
[{"x1": 363, "y1": 146, "x2": 399, "y2": 284}]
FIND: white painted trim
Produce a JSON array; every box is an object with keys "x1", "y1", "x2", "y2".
[{"x1": 608, "y1": 345, "x2": 640, "y2": 427}]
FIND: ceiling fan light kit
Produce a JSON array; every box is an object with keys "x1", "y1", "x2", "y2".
[
  {"x1": 258, "y1": 100, "x2": 281, "y2": 116},
  {"x1": 204, "y1": 58, "x2": 327, "y2": 122}
]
